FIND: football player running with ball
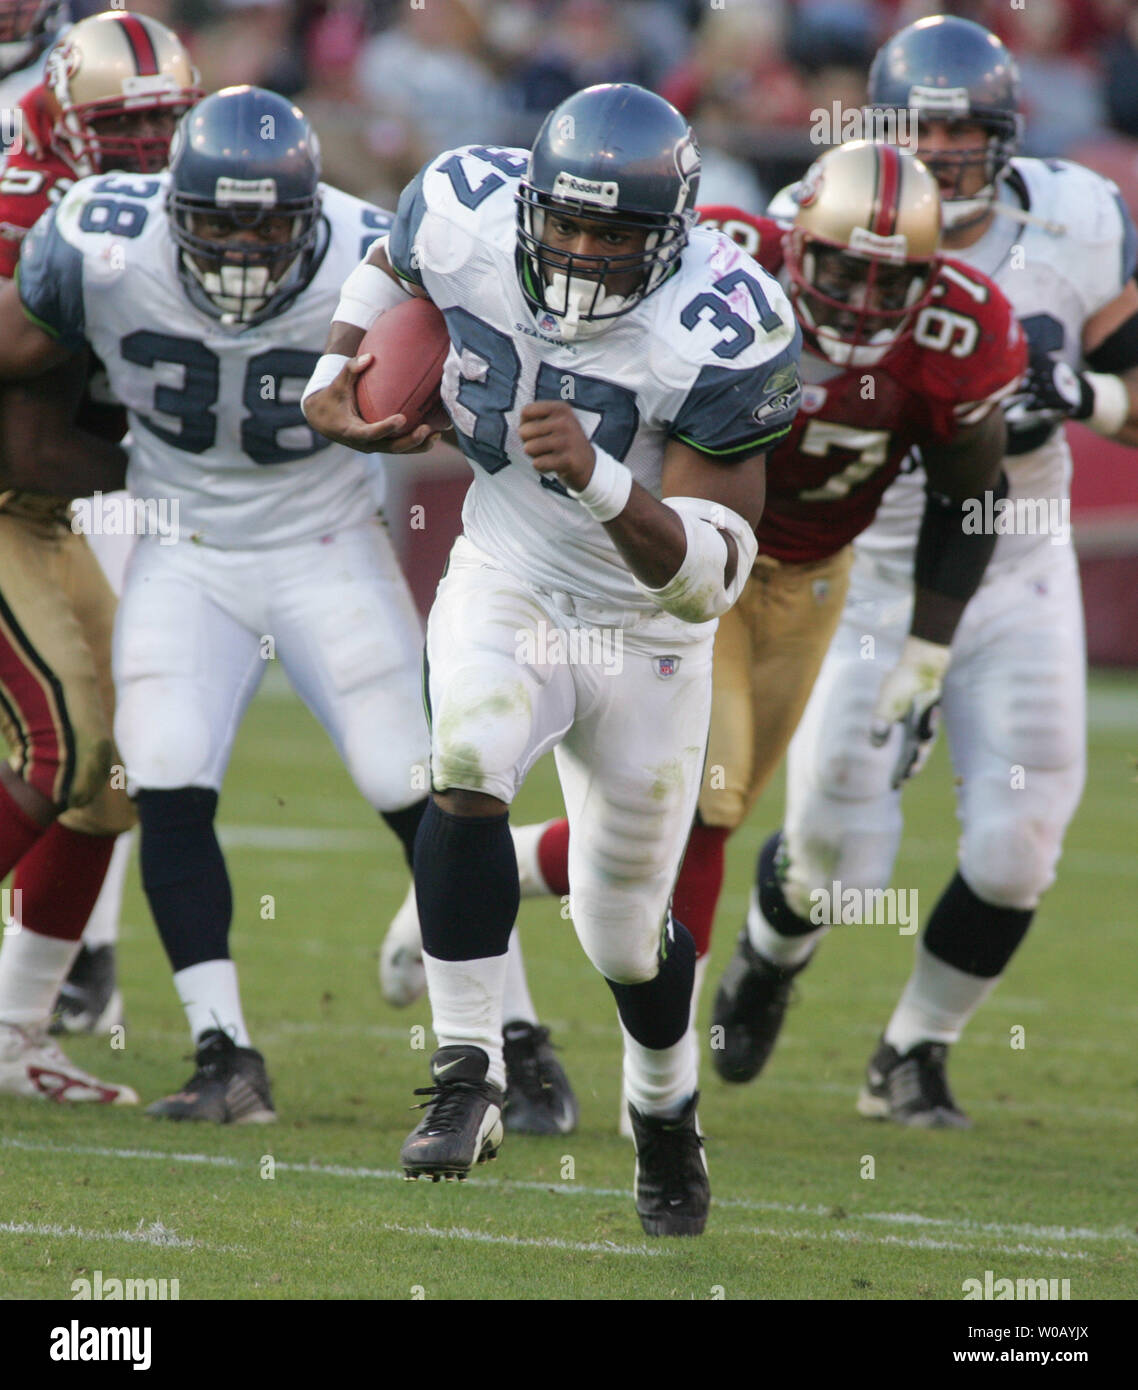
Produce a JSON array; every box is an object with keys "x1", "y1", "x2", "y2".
[
  {"x1": 438, "y1": 138, "x2": 1029, "y2": 1136},
  {"x1": 716, "y1": 16, "x2": 1138, "y2": 1126},
  {"x1": 304, "y1": 84, "x2": 801, "y2": 1236},
  {"x1": 0, "y1": 85, "x2": 434, "y2": 1122}
]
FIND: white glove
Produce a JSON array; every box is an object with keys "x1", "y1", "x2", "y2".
[{"x1": 870, "y1": 635, "x2": 951, "y2": 789}]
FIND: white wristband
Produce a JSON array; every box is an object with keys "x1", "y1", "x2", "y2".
[
  {"x1": 1084, "y1": 371, "x2": 1130, "y2": 437},
  {"x1": 301, "y1": 353, "x2": 349, "y2": 409},
  {"x1": 567, "y1": 446, "x2": 633, "y2": 522},
  {"x1": 333, "y1": 253, "x2": 403, "y2": 332}
]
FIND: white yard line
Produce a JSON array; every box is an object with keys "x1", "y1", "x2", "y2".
[
  {"x1": 713, "y1": 1225, "x2": 1090, "y2": 1260},
  {"x1": 217, "y1": 826, "x2": 378, "y2": 853},
  {"x1": 4, "y1": 1137, "x2": 1132, "y2": 1251},
  {"x1": 0, "y1": 1218, "x2": 243, "y2": 1253},
  {"x1": 378, "y1": 1221, "x2": 663, "y2": 1256}
]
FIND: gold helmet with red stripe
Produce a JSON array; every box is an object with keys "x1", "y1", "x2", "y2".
[
  {"x1": 44, "y1": 10, "x2": 202, "y2": 177},
  {"x1": 784, "y1": 140, "x2": 941, "y2": 366}
]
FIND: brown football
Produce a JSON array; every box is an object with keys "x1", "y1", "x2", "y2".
[{"x1": 354, "y1": 297, "x2": 451, "y2": 432}]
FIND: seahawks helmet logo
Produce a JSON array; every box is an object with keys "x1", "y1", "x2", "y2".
[{"x1": 671, "y1": 130, "x2": 700, "y2": 212}]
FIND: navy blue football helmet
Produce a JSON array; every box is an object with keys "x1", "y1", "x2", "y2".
[
  {"x1": 867, "y1": 16, "x2": 1021, "y2": 230},
  {"x1": 516, "y1": 83, "x2": 700, "y2": 337},
  {"x1": 168, "y1": 86, "x2": 325, "y2": 327}
]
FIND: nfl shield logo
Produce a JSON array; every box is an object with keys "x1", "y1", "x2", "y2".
[
  {"x1": 538, "y1": 312, "x2": 560, "y2": 335},
  {"x1": 653, "y1": 655, "x2": 680, "y2": 679}
]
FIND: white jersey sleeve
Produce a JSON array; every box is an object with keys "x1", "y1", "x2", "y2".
[
  {"x1": 385, "y1": 146, "x2": 801, "y2": 612},
  {"x1": 1010, "y1": 158, "x2": 1137, "y2": 324},
  {"x1": 18, "y1": 173, "x2": 398, "y2": 548},
  {"x1": 857, "y1": 156, "x2": 1138, "y2": 575}
]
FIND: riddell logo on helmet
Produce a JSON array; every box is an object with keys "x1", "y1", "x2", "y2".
[
  {"x1": 215, "y1": 177, "x2": 277, "y2": 207},
  {"x1": 848, "y1": 226, "x2": 909, "y2": 263},
  {"x1": 551, "y1": 172, "x2": 619, "y2": 208},
  {"x1": 908, "y1": 85, "x2": 972, "y2": 117}
]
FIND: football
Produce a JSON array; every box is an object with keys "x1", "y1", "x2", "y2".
[{"x1": 354, "y1": 297, "x2": 451, "y2": 432}]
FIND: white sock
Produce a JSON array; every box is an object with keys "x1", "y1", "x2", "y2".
[
  {"x1": 174, "y1": 959, "x2": 251, "y2": 1047},
  {"x1": 424, "y1": 950, "x2": 508, "y2": 1088},
  {"x1": 884, "y1": 942, "x2": 1000, "y2": 1053},
  {"x1": 621, "y1": 1022, "x2": 698, "y2": 1118},
  {"x1": 511, "y1": 820, "x2": 556, "y2": 898},
  {"x1": 82, "y1": 830, "x2": 133, "y2": 949},
  {"x1": 689, "y1": 953, "x2": 710, "y2": 1033},
  {"x1": 0, "y1": 929, "x2": 81, "y2": 1027},
  {"x1": 746, "y1": 885, "x2": 828, "y2": 967},
  {"x1": 502, "y1": 929, "x2": 537, "y2": 1026},
  {"x1": 387, "y1": 880, "x2": 421, "y2": 952},
  {"x1": 620, "y1": 958, "x2": 709, "y2": 1136}
]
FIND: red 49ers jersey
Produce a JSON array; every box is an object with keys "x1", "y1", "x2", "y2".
[
  {"x1": 0, "y1": 84, "x2": 125, "y2": 441},
  {"x1": 698, "y1": 205, "x2": 1027, "y2": 564},
  {"x1": 0, "y1": 85, "x2": 75, "y2": 280}
]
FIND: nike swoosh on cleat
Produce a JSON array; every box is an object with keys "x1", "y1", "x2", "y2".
[{"x1": 433, "y1": 1059, "x2": 465, "y2": 1077}]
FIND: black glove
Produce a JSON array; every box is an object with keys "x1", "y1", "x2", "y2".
[{"x1": 1004, "y1": 352, "x2": 1094, "y2": 431}]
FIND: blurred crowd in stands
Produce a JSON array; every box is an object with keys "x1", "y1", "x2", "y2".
[{"x1": 86, "y1": 0, "x2": 1138, "y2": 219}]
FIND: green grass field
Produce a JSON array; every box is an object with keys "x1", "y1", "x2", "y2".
[{"x1": 2, "y1": 668, "x2": 1135, "y2": 1302}]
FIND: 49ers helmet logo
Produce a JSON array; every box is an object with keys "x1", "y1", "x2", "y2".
[
  {"x1": 797, "y1": 160, "x2": 824, "y2": 209},
  {"x1": 45, "y1": 38, "x2": 79, "y2": 86}
]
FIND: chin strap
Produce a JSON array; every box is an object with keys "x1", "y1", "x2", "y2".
[
  {"x1": 544, "y1": 272, "x2": 630, "y2": 341},
  {"x1": 183, "y1": 254, "x2": 280, "y2": 324}
]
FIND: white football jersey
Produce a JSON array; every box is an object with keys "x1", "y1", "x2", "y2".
[
  {"x1": 388, "y1": 144, "x2": 802, "y2": 612},
  {"x1": 855, "y1": 157, "x2": 1138, "y2": 572},
  {"x1": 17, "y1": 172, "x2": 398, "y2": 548}
]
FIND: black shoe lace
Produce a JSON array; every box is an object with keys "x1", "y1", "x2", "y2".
[
  {"x1": 183, "y1": 1033, "x2": 237, "y2": 1085},
  {"x1": 410, "y1": 1081, "x2": 492, "y2": 1130}
]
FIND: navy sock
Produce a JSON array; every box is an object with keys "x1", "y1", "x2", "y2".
[
  {"x1": 757, "y1": 830, "x2": 815, "y2": 937},
  {"x1": 413, "y1": 798, "x2": 518, "y2": 961},
  {"x1": 381, "y1": 797, "x2": 428, "y2": 870},
  {"x1": 924, "y1": 872, "x2": 1033, "y2": 978},
  {"x1": 606, "y1": 918, "x2": 696, "y2": 1050},
  {"x1": 136, "y1": 787, "x2": 231, "y2": 973}
]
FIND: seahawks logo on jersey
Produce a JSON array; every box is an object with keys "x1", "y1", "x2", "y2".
[{"x1": 754, "y1": 361, "x2": 802, "y2": 424}]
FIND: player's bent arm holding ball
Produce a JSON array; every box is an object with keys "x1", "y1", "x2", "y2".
[
  {"x1": 302, "y1": 239, "x2": 446, "y2": 456},
  {"x1": 305, "y1": 239, "x2": 771, "y2": 619}
]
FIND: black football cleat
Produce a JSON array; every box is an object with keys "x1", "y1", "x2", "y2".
[
  {"x1": 401, "y1": 1046, "x2": 504, "y2": 1181},
  {"x1": 502, "y1": 1021, "x2": 578, "y2": 1135},
  {"x1": 628, "y1": 1093, "x2": 710, "y2": 1237},
  {"x1": 146, "y1": 1028, "x2": 276, "y2": 1124},
  {"x1": 710, "y1": 930, "x2": 808, "y2": 1083},
  {"x1": 857, "y1": 1037, "x2": 972, "y2": 1129}
]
